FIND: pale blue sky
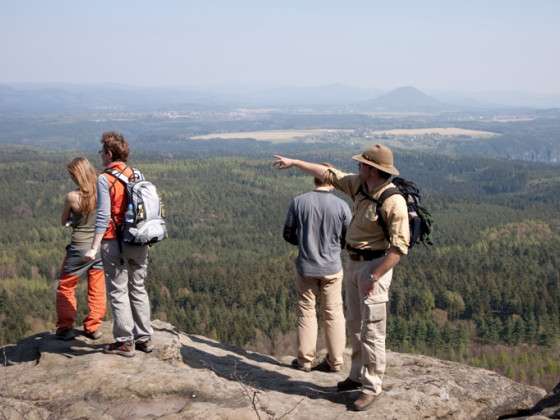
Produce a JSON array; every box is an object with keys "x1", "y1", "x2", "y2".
[{"x1": 1, "y1": 1, "x2": 559, "y2": 93}]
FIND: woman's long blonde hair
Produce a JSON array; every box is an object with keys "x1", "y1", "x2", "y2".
[{"x1": 67, "y1": 157, "x2": 97, "y2": 215}]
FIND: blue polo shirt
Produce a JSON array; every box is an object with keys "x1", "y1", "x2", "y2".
[{"x1": 283, "y1": 189, "x2": 351, "y2": 277}]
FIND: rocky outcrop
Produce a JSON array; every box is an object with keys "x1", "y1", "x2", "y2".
[
  {"x1": 0, "y1": 320, "x2": 547, "y2": 419},
  {"x1": 498, "y1": 382, "x2": 560, "y2": 419}
]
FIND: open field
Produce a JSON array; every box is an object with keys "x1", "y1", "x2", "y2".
[
  {"x1": 489, "y1": 117, "x2": 536, "y2": 123},
  {"x1": 367, "y1": 127, "x2": 499, "y2": 138},
  {"x1": 189, "y1": 127, "x2": 499, "y2": 146},
  {"x1": 191, "y1": 129, "x2": 353, "y2": 143}
]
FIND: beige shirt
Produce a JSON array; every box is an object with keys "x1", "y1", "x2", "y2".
[{"x1": 325, "y1": 168, "x2": 410, "y2": 255}]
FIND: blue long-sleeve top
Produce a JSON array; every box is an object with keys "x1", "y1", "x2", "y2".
[{"x1": 95, "y1": 175, "x2": 111, "y2": 234}]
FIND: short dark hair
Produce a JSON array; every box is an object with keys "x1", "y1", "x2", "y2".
[
  {"x1": 101, "y1": 131, "x2": 129, "y2": 162},
  {"x1": 314, "y1": 162, "x2": 333, "y2": 187}
]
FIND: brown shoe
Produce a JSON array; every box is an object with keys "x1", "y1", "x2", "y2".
[
  {"x1": 82, "y1": 329, "x2": 103, "y2": 340},
  {"x1": 313, "y1": 357, "x2": 341, "y2": 373},
  {"x1": 291, "y1": 358, "x2": 311, "y2": 372},
  {"x1": 103, "y1": 341, "x2": 135, "y2": 358},
  {"x1": 135, "y1": 339, "x2": 154, "y2": 353},
  {"x1": 353, "y1": 392, "x2": 380, "y2": 411},
  {"x1": 55, "y1": 328, "x2": 77, "y2": 341},
  {"x1": 337, "y1": 377, "x2": 361, "y2": 392}
]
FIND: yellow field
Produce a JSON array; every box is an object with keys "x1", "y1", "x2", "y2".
[
  {"x1": 368, "y1": 127, "x2": 498, "y2": 138},
  {"x1": 192, "y1": 127, "x2": 497, "y2": 143},
  {"x1": 191, "y1": 129, "x2": 353, "y2": 143}
]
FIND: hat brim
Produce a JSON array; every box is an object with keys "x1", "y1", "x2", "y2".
[{"x1": 352, "y1": 154, "x2": 400, "y2": 176}]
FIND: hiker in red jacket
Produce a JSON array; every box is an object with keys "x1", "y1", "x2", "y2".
[{"x1": 85, "y1": 132, "x2": 153, "y2": 357}]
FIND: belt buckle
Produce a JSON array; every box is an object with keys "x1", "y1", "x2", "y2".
[{"x1": 349, "y1": 252, "x2": 362, "y2": 261}]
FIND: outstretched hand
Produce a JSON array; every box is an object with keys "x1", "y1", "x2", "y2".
[{"x1": 273, "y1": 155, "x2": 295, "y2": 170}]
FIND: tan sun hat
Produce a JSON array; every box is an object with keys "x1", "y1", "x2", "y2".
[{"x1": 352, "y1": 144, "x2": 399, "y2": 176}]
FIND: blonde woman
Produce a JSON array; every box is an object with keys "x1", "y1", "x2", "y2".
[{"x1": 56, "y1": 157, "x2": 106, "y2": 340}]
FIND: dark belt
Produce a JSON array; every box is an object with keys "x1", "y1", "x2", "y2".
[{"x1": 346, "y1": 245, "x2": 386, "y2": 261}]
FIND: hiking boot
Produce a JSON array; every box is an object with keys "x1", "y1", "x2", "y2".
[
  {"x1": 337, "y1": 377, "x2": 362, "y2": 392},
  {"x1": 135, "y1": 339, "x2": 154, "y2": 353},
  {"x1": 353, "y1": 392, "x2": 380, "y2": 411},
  {"x1": 82, "y1": 329, "x2": 103, "y2": 340},
  {"x1": 55, "y1": 328, "x2": 77, "y2": 341},
  {"x1": 103, "y1": 341, "x2": 135, "y2": 358},
  {"x1": 312, "y1": 357, "x2": 341, "y2": 373},
  {"x1": 291, "y1": 358, "x2": 311, "y2": 372}
]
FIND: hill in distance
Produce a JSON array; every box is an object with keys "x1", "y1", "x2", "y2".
[
  {"x1": 2, "y1": 83, "x2": 555, "y2": 114},
  {"x1": 358, "y1": 86, "x2": 452, "y2": 113}
]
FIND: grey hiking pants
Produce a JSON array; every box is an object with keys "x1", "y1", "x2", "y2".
[{"x1": 101, "y1": 239, "x2": 153, "y2": 343}]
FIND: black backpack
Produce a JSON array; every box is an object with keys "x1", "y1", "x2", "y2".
[{"x1": 359, "y1": 177, "x2": 433, "y2": 249}]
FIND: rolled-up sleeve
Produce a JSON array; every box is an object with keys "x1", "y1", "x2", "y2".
[
  {"x1": 324, "y1": 168, "x2": 360, "y2": 197},
  {"x1": 95, "y1": 175, "x2": 111, "y2": 234},
  {"x1": 382, "y1": 194, "x2": 410, "y2": 255}
]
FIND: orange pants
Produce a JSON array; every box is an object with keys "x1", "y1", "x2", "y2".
[{"x1": 56, "y1": 268, "x2": 106, "y2": 333}]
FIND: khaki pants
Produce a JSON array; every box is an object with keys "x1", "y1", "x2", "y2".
[
  {"x1": 345, "y1": 258, "x2": 392, "y2": 395},
  {"x1": 295, "y1": 270, "x2": 345, "y2": 370}
]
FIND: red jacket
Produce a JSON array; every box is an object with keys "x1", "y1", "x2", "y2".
[{"x1": 102, "y1": 162, "x2": 134, "y2": 240}]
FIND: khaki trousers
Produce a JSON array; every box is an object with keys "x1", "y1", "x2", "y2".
[
  {"x1": 345, "y1": 258, "x2": 392, "y2": 395},
  {"x1": 295, "y1": 270, "x2": 345, "y2": 370}
]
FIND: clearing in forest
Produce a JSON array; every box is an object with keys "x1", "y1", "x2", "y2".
[{"x1": 191, "y1": 129, "x2": 353, "y2": 143}]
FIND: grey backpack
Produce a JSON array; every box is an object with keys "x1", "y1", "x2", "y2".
[{"x1": 106, "y1": 167, "x2": 168, "y2": 246}]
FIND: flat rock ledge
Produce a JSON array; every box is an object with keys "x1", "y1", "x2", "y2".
[{"x1": 0, "y1": 320, "x2": 547, "y2": 420}]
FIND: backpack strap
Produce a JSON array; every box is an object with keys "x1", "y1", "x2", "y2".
[
  {"x1": 105, "y1": 167, "x2": 131, "y2": 185},
  {"x1": 103, "y1": 165, "x2": 130, "y2": 192},
  {"x1": 104, "y1": 167, "x2": 144, "y2": 187},
  {"x1": 358, "y1": 184, "x2": 403, "y2": 241},
  {"x1": 103, "y1": 166, "x2": 130, "y2": 253},
  {"x1": 375, "y1": 187, "x2": 402, "y2": 241},
  {"x1": 131, "y1": 168, "x2": 144, "y2": 182},
  {"x1": 377, "y1": 187, "x2": 402, "y2": 206}
]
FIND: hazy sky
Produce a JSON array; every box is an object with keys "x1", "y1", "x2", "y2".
[{"x1": 1, "y1": 1, "x2": 559, "y2": 93}]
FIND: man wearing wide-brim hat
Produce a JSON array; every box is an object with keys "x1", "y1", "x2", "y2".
[{"x1": 273, "y1": 144, "x2": 410, "y2": 411}]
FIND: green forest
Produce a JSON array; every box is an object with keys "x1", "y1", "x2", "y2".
[{"x1": 1, "y1": 143, "x2": 559, "y2": 389}]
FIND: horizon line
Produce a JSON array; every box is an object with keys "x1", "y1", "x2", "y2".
[{"x1": 1, "y1": 81, "x2": 560, "y2": 97}]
